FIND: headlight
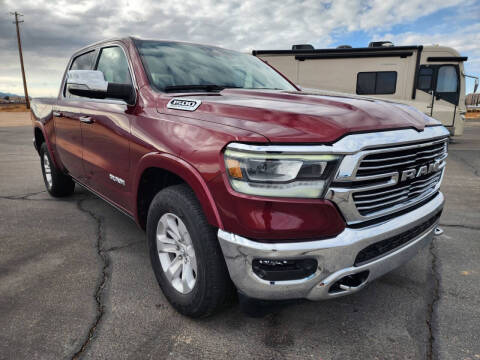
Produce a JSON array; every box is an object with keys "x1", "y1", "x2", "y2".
[{"x1": 224, "y1": 146, "x2": 340, "y2": 198}]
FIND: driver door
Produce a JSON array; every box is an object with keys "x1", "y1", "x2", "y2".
[
  {"x1": 55, "y1": 50, "x2": 97, "y2": 181},
  {"x1": 78, "y1": 45, "x2": 135, "y2": 211}
]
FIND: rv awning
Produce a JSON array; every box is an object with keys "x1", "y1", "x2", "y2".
[{"x1": 427, "y1": 56, "x2": 468, "y2": 62}]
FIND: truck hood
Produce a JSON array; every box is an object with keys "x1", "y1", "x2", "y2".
[{"x1": 158, "y1": 89, "x2": 440, "y2": 143}]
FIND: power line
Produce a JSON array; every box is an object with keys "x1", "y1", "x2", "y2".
[{"x1": 10, "y1": 11, "x2": 30, "y2": 109}]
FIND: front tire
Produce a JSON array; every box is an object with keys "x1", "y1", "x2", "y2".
[
  {"x1": 40, "y1": 143, "x2": 75, "y2": 197},
  {"x1": 147, "y1": 184, "x2": 233, "y2": 317}
]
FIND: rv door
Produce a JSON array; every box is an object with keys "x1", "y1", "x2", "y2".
[{"x1": 416, "y1": 64, "x2": 460, "y2": 130}]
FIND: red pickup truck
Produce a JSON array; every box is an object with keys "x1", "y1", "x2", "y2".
[{"x1": 31, "y1": 37, "x2": 448, "y2": 317}]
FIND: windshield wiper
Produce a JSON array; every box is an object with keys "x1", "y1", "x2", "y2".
[{"x1": 164, "y1": 84, "x2": 240, "y2": 93}]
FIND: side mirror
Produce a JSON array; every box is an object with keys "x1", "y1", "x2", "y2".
[
  {"x1": 462, "y1": 72, "x2": 479, "y2": 94},
  {"x1": 66, "y1": 70, "x2": 134, "y2": 104}
]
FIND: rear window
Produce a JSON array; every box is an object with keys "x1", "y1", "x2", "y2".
[{"x1": 356, "y1": 71, "x2": 397, "y2": 95}]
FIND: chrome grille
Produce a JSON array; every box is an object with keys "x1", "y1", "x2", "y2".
[
  {"x1": 329, "y1": 135, "x2": 448, "y2": 224},
  {"x1": 356, "y1": 139, "x2": 447, "y2": 177},
  {"x1": 352, "y1": 138, "x2": 447, "y2": 216},
  {"x1": 353, "y1": 172, "x2": 442, "y2": 215}
]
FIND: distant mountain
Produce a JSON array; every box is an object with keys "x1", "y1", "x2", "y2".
[{"x1": 0, "y1": 91, "x2": 20, "y2": 97}]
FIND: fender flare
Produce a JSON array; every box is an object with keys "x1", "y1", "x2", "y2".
[
  {"x1": 133, "y1": 152, "x2": 223, "y2": 229},
  {"x1": 33, "y1": 121, "x2": 63, "y2": 170}
]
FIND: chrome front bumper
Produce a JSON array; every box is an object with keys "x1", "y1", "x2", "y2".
[{"x1": 218, "y1": 193, "x2": 444, "y2": 301}]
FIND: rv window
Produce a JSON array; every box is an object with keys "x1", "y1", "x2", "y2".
[
  {"x1": 357, "y1": 73, "x2": 376, "y2": 94},
  {"x1": 436, "y1": 65, "x2": 458, "y2": 93},
  {"x1": 418, "y1": 67, "x2": 433, "y2": 91},
  {"x1": 435, "y1": 65, "x2": 459, "y2": 105},
  {"x1": 356, "y1": 71, "x2": 397, "y2": 95},
  {"x1": 376, "y1": 72, "x2": 397, "y2": 94}
]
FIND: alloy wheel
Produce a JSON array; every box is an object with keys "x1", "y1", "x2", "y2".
[
  {"x1": 156, "y1": 213, "x2": 197, "y2": 294},
  {"x1": 43, "y1": 153, "x2": 52, "y2": 189}
]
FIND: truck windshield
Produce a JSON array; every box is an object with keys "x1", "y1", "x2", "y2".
[{"x1": 134, "y1": 40, "x2": 296, "y2": 92}]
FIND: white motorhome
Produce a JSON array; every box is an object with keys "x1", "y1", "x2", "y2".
[{"x1": 254, "y1": 42, "x2": 478, "y2": 136}]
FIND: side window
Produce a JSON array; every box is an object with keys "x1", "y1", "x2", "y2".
[
  {"x1": 356, "y1": 73, "x2": 376, "y2": 94},
  {"x1": 96, "y1": 47, "x2": 132, "y2": 84},
  {"x1": 376, "y1": 72, "x2": 397, "y2": 94},
  {"x1": 70, "y1": 51, "x2": 96, "y2": 70},
  {"x1": 66, "y1": 51, "x2": 96, "y2": 97},
  {"x1": 356, "y1": 71, "x2": 397, "y2": 95},
  {"x1": 417, "y1": 66, "x2": 434, "y2": 91}
]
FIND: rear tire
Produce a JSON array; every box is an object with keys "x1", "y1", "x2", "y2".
[
  {"x1": 147, "y1": 184, "x2": 233, "y2": 317},
  {"x1": 40, "y1": 143, "x2": 75, "y2": 197}
]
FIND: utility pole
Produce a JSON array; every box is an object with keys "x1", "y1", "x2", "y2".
[{"x1": 10, "y1": 11, "x2": 30, "y2": 109}]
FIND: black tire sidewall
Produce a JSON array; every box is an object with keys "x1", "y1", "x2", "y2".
[
  {"x1": 39, "y1": 143, "x2": 74, "y2": 197},
  {"x1": 146, "y1": 185, "x2": 229, "y2": 317}
]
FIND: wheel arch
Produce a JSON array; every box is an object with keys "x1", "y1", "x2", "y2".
[
  {"x1": 33, "y1": 123, "x2": 62, "y2": 169},
  {"x1": 34, "y1": 126, "x2": 45, "y2": 153},
  {"x1": 134, "y1": 152, "x2": 223, "y2": 230}
]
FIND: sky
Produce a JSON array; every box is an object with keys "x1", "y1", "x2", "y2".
[{"x1": 0, "y1": 0, "x2": 479, "y2": 97}]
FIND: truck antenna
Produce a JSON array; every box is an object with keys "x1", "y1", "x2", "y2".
[{"x1": 10, "y1": 11, "x2": 30, "y2": 109}]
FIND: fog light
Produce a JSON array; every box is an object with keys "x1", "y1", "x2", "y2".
[{"x1": 252, "y1": 258, "x2": 317, "y2": 281}]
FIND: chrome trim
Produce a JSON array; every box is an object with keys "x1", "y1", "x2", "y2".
[
  {"x1": 329, "y1": 171, "x2": 444, "y2": 224},
  {"x1": 328, "y1": 136, "x2": 447, "y2": 223},
  {"x1": 68, "y1": 98, "x2": 128, "y2": 106},
  {"x1": 218, "y1": 193, "x2": 444, "y2": 301},
  {"x1": 226, "y1": 126, "x2": 450, "y2": 154},
  {"x1": 79, "y1": 116, "x2": 94, "y2": 124},
  {"x1": 334, "y1": 137, "x2": 448, "y2": 182},
  {"x1": 355, "y1": 191, "x2": 409, "y2": 205}
]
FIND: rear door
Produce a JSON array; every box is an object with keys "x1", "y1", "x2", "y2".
[
  {"x1": 78, "y1": 44, "x2": 135, "y2": 211},
  {"x1": 54, "y1": 50, "x2": 97, "y2": 180}
]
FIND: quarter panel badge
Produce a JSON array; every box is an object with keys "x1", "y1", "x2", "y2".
[{"x1": 109, "y1": 173, "x2": 125, "y2": 186}]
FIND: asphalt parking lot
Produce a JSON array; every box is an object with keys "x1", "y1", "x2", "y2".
[{"x1": 0, "y1": 115, "x2": 479, "y2": 360}]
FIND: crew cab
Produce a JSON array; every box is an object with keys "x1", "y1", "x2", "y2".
[{"x1": 31, "y1": 37, "x2": 448, "y2": 317}]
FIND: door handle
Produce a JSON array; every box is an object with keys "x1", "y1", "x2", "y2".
[
  {"x1": 79, "y1": 116, "x2": 94, "y2": 124},
  {"x1": 53, "y1": 111, "x2": 62, "y2": 117}
]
